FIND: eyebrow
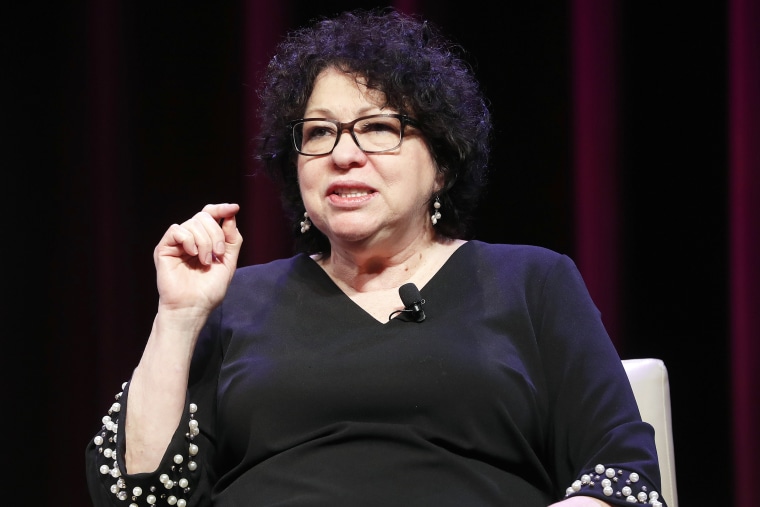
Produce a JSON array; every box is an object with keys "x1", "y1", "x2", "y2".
[{"x1": 301, "y1": 106, "x2": 392, "y2": 120}]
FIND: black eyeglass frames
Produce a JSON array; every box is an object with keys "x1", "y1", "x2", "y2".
[{"x1": 288, "y1": 113, "x2": 419, "y2": 156}]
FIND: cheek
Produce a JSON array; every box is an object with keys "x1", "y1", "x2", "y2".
[
  {"x1": 296, "y1": 162, "x2": 313, "y2": 192},
  {"x1": 414, "y1": 159, "x2": 442, "y2": 196},
  {"x1": 296, "y1": 163, "x2": 323, "y2": 211},
  {"x1": 406, "y1": 142, "x2": 440, "y2": 189}
]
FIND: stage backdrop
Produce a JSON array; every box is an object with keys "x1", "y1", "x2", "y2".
[{"x1": 5, "y1": 1, "x2": 758, "y2": 505}]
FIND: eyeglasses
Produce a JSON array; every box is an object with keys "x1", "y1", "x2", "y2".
[{"x1": 288, "y1": 113, "x2": 419, "y2": 156}]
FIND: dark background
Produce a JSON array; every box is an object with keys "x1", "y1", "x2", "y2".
[{"x1": 5, "y1": 1, "x2": 755, "y2": 505}]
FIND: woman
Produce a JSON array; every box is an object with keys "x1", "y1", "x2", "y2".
[{"x1": 86, "y1": 8, "x2": 666, "y2": 507}]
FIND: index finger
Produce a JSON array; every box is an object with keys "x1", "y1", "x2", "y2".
[{"x1": 201, "y1": 202, "x2": 240, "y2": 221}]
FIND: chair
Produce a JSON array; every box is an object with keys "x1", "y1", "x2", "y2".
[{"x1": 621, "y1": 358, "x2": 678, "y2": 507}]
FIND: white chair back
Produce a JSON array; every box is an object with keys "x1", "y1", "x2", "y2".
[{"x1": 622, "y1": 358, "x2": 678, "y2": 507}]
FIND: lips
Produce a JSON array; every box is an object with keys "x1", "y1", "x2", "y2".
[{"x1": 326, "y1": 183, "x2": 376, "y2": 205}]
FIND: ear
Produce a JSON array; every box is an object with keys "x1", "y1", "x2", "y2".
[{"x1": 433, "y1": 166, "x2": 446, "y2": 193}]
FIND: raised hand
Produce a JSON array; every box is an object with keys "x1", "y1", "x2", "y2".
[{"x1": 153, "y1": 203, "x2": 243, "y2": 316}]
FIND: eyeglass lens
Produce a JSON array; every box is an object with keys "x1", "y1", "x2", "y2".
[{"x1": 293, "y1": 116, "x2": 404, "y2": 155}]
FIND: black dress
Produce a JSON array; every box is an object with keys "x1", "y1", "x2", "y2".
[{"x1": 86, "y1": 241, "x2": 666, "y2": 506}]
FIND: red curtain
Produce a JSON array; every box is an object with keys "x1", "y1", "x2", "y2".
[
  {"x1": 729, "y1": 0, "x2": 760, "y2": 504},
  {"x1": 571, "y1": 0, "x2": 622, "y2": 345},
  {"x1": 241, "y1": 1, "x2": 292, "y2": 266}
]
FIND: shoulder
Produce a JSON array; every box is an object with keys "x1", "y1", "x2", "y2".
[
  {"x1": 465, "y1": 240, "x2": 560, "y2": 258},
  {"x1": 232, "y1": 254, "x2": 304, "y2": 282},
  {"x1": 463, "y1": 240, "x2": 575, "y2": 274},
  {"x1": 455, "y1": 241, "x2": 587, "y2": 300},
  {"x1": 225, "y1": 254, "x2": 312, "y2": 300},
  {"x1": 207, "y1": 253, "x2": 320, "y2": 330}
]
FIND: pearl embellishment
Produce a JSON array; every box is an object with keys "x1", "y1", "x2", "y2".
[
  {"x1": 91, "y1": 382, "x2": 201, "y2": 506},
  {"x1": 564, "y1": 463, "x2": 663, "y2": 506}
]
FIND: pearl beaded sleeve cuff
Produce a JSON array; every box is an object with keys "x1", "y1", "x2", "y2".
[
  {"x1": 92, "y1": 382, "x2": 202, "y2": 507},
  {"x1": 564, "y1": 463, "x2": 663, "y2": 506}
]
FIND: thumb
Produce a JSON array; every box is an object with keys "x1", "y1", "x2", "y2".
[{"x1": 221, "y1": 213, "x2": 243, "y2": 256}]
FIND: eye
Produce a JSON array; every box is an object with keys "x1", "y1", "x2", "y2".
[
  {"x1": 303, "y1": 122, "x2": 337, "y2": 141},
  {"x1": 356, "y1": 118, "x2": 401, "y2": 135}
]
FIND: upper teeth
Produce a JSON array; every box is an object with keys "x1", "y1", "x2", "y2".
[{"x1": 336, "y1": 190, "x2": 369, "y2": 197}]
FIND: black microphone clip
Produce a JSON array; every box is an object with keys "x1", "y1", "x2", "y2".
[{"x1": 389, "y1": 282, "x2": 426, "y2": 322}]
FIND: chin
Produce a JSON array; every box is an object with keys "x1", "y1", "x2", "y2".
[
  {"x1": 329, "y1": 229, "x2": 375, "y2": 244},
  {"x1": 322, "y1": 218, "x2": 379, "y2": 242}
]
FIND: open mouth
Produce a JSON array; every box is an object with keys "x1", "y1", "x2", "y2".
[{"x1": 333, "y1": 189, "x2": 371, "y2": 198}]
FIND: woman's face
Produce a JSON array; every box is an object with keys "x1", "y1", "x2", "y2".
[{"x1": 297, "y1": 67, "x2": 442, "y2": 252}]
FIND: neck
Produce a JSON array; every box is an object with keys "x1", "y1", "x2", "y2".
[{"x1": 318, "y1": 231, "x2": 447, "y2": 294}]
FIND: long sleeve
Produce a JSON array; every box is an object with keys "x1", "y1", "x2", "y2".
[
  {"x1": 85, "y1": 310, "x2": 224, "y2": 507},
  {"x1": 534, "y1": 254, "x2": 666, "y2": 506}
]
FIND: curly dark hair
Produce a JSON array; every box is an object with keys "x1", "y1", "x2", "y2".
[{"x1": 255, "y1": 7, "x2": 492, "y2": 255}]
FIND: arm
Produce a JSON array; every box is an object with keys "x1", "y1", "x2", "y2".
[
  {"x1": 85, "y1": 203, "x2": 242, "y2": 506},
  {"x1": 549, "y1": 497, "x2": 611, "y2": 507},
  {"x1": 125, "y1": 202, "x2": 242, "y2": 472},
  {"x1": 539, "y1": 255, "x2": 665, "y2": 506}
]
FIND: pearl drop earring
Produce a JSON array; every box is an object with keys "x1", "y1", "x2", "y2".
[
  {"x1": 300, "y1": 211, "x2": 312, "y2": 233},
  {"x1": 431, "y1": 196, "x2": 442, "y2": 225}
]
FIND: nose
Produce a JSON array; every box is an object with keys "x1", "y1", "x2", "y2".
[{"x1": 330, "y1": 128, "x2": 367, "y2": 167}]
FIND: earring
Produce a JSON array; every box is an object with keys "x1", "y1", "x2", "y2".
[
  {"x1": 300, "y1": 211, "x2": 312, "y2": 233},
  {"x1": 431, "y1": 196, "x2": 442, "y2": 225}
]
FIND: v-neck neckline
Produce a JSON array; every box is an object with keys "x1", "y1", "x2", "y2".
[{"x1": 299, "y1": 241, "x2": 473, "y2": 325}]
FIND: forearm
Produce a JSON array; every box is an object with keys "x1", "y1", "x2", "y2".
[
  {"x1": 124, "y1": 309, "x2": 208, "y2": 473},
  {"x1": 549, "y1": 497, "x2": 611, "y2": 506}
]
